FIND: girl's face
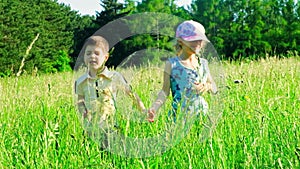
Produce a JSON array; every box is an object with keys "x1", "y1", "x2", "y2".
[
  {"x1": 84, "y1": 45, "x2": 108, "y2": 71},
  {"x1": 180, "y1": 40, "x2": 203, "y2": 54}
]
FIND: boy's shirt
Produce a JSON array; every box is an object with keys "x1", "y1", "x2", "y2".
[{"x1": 75, "y1": 67, "x2": 129, "y2": 129}]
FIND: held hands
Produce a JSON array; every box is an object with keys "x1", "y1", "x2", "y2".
[
  {"x1": 147, "y1": 108, "x2": 156, "y2": 122},
  {"x1": 146, "y1": 90, "x2": 167, "y2": 123},
  {"x1": 147, "y1": 100, "x2": 163, "y2": 122}
]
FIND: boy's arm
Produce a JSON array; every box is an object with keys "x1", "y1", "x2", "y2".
[
  {"x1": 77, "y1": 95, "x2": 88, "y2": 118},
  {"x1": 75, "y1": 77, "x2": 89, "y2": 118},
  {"x1": 117, "y1": 72, "x2": 146, "y2": 112},
  {"x1": 127, "y1": 91, "x2": 146, "y2": 112}
]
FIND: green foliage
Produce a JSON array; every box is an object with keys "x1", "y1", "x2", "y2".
[
  {"x1": 53, "y1": 50, "x2": 72, "y2": 72},
  {"x1": 0, "y1": 0, "x2": 94, "y2": 76},
  {"x1": 95, "y1": 0, "x2": 131, "y2": 26},
  {"x1": 1, "y1": 0, "x2": 300, "y2": 75},
  {"x1": 91, "y1": 0, "x2": 300, "y2": 66},
  {"x1": 91, "y1": 0, "x2": 133, "y2": 68},
  {"x1": 41, "y1": 50, "x2": 72, "y2": 73},
  {"x1": 103, "y1": 0, "x2": 188, "y2": 68},
  {"x1": 191, "y1": 0, "x2": 300, "y2": 60},
  {"x1": 70, "y1": 15, "x2": 97, "y2": 68}
]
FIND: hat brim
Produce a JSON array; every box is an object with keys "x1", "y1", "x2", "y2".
[{"x1": 181, "y1": 34, "x2": 210, "y2": 42}]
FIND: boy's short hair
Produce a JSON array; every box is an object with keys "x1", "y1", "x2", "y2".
[
  {"x1": 74, "y1": 36, "x2": 110, "y2": 70},
  {"x1": 84, "y1": 36, "x2": 109, "y2": 53}
]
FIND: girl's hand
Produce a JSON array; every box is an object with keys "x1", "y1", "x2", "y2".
[
  {"x1": 148, "y1": 108, "x2": 156, "y2": 122},
  {"x1": 194, "y1": 82, "x2": 212, "y2": 93}
]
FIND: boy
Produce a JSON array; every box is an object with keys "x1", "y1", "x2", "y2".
[{"x1": 75, "y1": 36, "x2": 145, "y2": 148}]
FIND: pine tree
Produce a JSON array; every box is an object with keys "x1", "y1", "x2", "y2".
[{"x1": 94, "y1": 0, "x2": 131, "y2": 26}]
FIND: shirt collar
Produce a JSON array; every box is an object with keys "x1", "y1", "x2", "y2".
[
  {"x1": 83, "y1": 67, "x2": 114, "y2": 80},
  {"x1": 87, "y1": 66, "x2": 114, "y2": 80}
]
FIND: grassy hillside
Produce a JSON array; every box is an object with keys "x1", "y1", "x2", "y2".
[{"x1": 0, "y1": 57, "x2": 299, "y2": 168}]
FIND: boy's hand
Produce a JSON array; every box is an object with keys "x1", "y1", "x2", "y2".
[
  {"x1": 139, "y1": 102, "x2": 146, "y2": 113},
  {"x1": 83, "y1": 110, "x2": 89, "y2": 118},
  {"x1": 148, "y1": 108, "x2": 155, "y2": 122}
]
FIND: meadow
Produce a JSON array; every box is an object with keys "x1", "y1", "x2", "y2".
[{"x1": 0, "y1": 56, "x2": 299, "y2": 168}]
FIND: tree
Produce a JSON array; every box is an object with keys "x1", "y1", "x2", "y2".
[
  {"x1": 95, "y1": 0, "x2": 131, "y2": 26},
  {"x1": 191, "y1": 0, "x2": 226, "y2": 56},
  {"x1": 0, "y1": 0, "x2": 94, "y2": 76},
  {"x1": 279, "y1": 0, "x2": 300, "y2": 53},
  {"x1": 89, "y1": 0, "x2": 133, "y2": 68},
  {"x1": 71, "y1": 15, "x2": 97, "y2": 68},
  {"x1": 110, "y1": 0, "x2": 189, "y2": 66},
  {"x1": 259, "y1": 0, "x2": 300, "y2": 56}
]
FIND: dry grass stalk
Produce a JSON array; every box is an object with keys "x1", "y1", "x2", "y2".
[{"x1": 16, "y1": 33, "x2": 40, "y2": 77}]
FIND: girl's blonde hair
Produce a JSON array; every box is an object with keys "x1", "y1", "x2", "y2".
[
  {"x1": 174, "y1": 38, "x2": 205, "y2": 56},
  {"x1": 174, "y1": 39, "x2": 183, "y2": 56}
]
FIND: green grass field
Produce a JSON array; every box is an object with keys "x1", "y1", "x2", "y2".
[{"x1": 0, "y1": 57, "x2": 299, "y2": 168}]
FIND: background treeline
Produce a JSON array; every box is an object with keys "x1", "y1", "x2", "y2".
[{"x1": 0, "y1": 0, "x2": 299, "y2": 76}]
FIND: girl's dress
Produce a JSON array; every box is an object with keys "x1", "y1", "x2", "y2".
[{"x1": 169, "y1": 56, "x2": 209, "y2": 121}]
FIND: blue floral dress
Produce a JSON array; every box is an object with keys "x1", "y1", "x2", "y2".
[{"x1": 169, "y1": 57, "x2": 209, "y2": 121}]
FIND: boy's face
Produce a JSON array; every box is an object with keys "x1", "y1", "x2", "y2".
[{"x1": 84, "y1": 45, "x2": 108, "y2": 71}]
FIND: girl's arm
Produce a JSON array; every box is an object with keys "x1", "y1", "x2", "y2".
[
  {"x1": 194, "y1": 59, "x2": 217, "y2": 94},
  {"x1": 148, "y1": 61, "x2": 171, "y2": 122},
  {"x1": 206, "y1": 72, "x2": 217, "y2": 94}
]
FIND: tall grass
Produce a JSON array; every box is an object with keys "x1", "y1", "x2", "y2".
[{"x1": 0, "y1": 57, "x2": 299, "y2": 168}]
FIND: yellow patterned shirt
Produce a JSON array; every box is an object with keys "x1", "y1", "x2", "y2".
[{"x1": 75, "y1": 67, "x2": 130, "y2": 130}]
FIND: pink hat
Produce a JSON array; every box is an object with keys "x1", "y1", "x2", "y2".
[{"x1": 176, "y1": 20, "x2": 209, "y2": 42}]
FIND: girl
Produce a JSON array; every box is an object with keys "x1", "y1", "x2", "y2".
[{"x1": 148, "y1": 20, "x2": 217, "y2": 122}]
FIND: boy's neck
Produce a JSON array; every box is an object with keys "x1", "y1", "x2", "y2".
[
  {"x1": 89, "y1": 66, "x2": 105, "y2": 78},
  {"x1": 88, "y1": 71, "x2": 97, "y2": 78}
]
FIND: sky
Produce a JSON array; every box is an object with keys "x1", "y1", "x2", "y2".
[{"x1": 56, "y1": 0, "x2": 192, "y2": 16}]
